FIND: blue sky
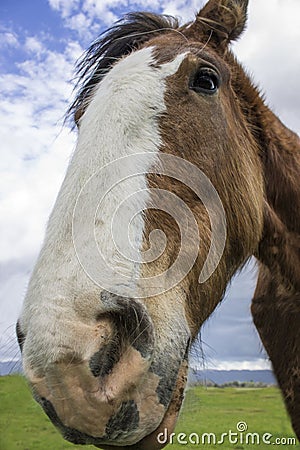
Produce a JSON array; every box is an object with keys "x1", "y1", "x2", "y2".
[
  {"x1": 0, "y1": 0, "x2": 299, "y2": 370},
  {"x1": 1, "y1": 1, "x2": 67, "y2": 68}
]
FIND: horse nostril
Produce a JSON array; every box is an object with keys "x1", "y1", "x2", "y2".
[
  {"x1": 89, "y1": 338, "x2": 121, "y2": 378},
  {"x1": 16, "y1": 321, "x2": 25, "y2": 353},
  {"x1": 89, "y1": 294, "x2": 156, "y2": 378},
  {"x1": 100, "y1": 293, "x2": 155, "y2": 357}
]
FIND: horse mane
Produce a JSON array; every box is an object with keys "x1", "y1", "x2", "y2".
[{"x1": 68, "y1": 12, "x2": 180, "y2": 123}]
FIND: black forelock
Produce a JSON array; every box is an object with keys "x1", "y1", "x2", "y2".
[{"x1": 68, "y1": 12, "x2": 180, "y2": 124}]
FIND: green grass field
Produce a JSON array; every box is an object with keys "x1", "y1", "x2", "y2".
[{"x1": 0, "y1": 375, "x2": 299, "y2": 450}]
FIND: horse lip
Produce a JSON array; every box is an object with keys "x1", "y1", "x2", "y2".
[
  {"x1": 26, "y1": 352, "x2": 188, "y2": 449},
  {"x1": 23, "y1": 315, "x2": 190, "y2": 449},
  {"x1": 28, "y1": 355, "x2": 165, "y2": 444},
  {"x1": 97, "y1": 357, "x2": 189, "y2": 450}
]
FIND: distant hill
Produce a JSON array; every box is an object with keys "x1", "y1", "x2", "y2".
[
  {"x1": 0, "y1": 360, "x2": 23, "y2": 376},
  {"x1": 188, "y1": 369, "x2": 276, "y2": 386},
  {"x1": 0, "y1": 359, "x2": 276, "y2": 386}
]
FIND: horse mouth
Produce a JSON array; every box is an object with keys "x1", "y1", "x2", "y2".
[
  {"x1": 28, "y1": 353, "x2": 188, "y2": 450},
  {"x1": 21, "y1": 295, "x2": 190, "y2": 449},
  {"x1": 96, "y1": 369, "x2": 186, "y2": 450}
]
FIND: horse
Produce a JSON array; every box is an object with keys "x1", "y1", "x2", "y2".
[{"x1": 16, "y1": 0, "x2": 300, "y2": 448}]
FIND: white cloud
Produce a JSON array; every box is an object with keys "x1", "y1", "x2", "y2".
[
  {"x1": 197, "y1": 359, "x2": 272, "y2": 371},
  {"x1": 24, "y1": 36, "x2": 44, "y2": 56},
  {"x1": 48, "y1": 0, "x2": 81, "y2": 18},
  {"x1": 67, "y1": 12, "x2": 93, "y2": 34},
  {"x1": 233, "y1": 0, "x2": 300, "y2": 134},
  {"x1": 0, "y1": 30, "x2": 19, "y2": 48}
]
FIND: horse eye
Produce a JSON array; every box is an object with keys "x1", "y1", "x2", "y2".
[{"x1": 190, "y1": 68, "x2": 220, "y2": 94}]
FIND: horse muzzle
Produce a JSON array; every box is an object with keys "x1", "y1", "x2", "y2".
[{"x1": 18, "y1": 295, "x2": 189, "y2": 449}]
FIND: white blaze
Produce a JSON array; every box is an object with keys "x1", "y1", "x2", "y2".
[{"x1": 20, "y1": 48, "x2": 186, "y2": 365}]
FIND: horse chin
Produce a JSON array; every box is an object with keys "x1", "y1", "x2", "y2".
[
  {"x1": 97, "y1": 413, "x2": 176, "y2": 450},
  {"x1": 97, "y1": 358, "x2": 188, "y2": 450},
  {"x1": 27, "y1": 353, "x2": 188, "y2": 450}
]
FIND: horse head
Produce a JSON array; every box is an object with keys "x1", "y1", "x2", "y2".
[{"x1": 17, "y1": 0, "x2": 300, "y2": 447}]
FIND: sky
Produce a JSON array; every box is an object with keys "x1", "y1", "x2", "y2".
[{"x1": 0, "y1": 0, "x2": 299, "y2": 371}]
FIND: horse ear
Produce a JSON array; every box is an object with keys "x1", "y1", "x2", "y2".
[{"x1": 185, "y1": 0, "x2": 249, "y2": 50}]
